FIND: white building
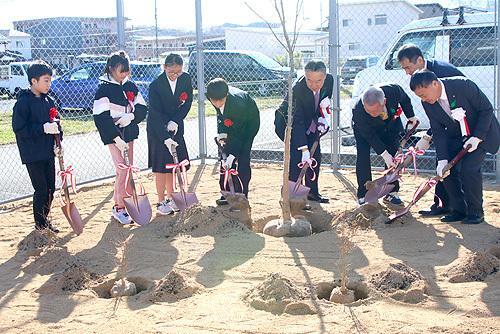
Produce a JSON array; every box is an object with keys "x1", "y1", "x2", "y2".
[
  {"x1": 225, "y1": 27, "x2": 327, "y2": 64},
  {"x1": 316, "y1": 0, "x2": 422, "y2": 61},
  {"x1": 0, "y1": 29, "x2": 31, "y2": 59},
  {"x1": 0, "y1": 34, "x2": 7, "y2": 53}
]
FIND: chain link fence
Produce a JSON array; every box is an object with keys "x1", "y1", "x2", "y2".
[{"x1": 0, "y1": 0, "x2": 498, "y2": 204}]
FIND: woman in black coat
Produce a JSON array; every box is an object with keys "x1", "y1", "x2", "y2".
[{"x1": 147, "y1": 53, "x2": 193, "y2": 215}]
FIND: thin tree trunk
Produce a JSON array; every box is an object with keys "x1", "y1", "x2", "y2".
[{"x1": 281, "y1": 61, "x2": 295, "y2": 222}]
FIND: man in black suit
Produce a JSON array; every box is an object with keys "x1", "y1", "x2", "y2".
[
  {"x1": 353, "y1": 84, "x2": 419, "y2": 205},
  {"x1": 207, "y1": 78, "x2": 260, "y2": 205},
  {"x1": 410, "y1": 70, "x2": 500, "y2": 224},
  {"x1": 397, "y1": 44, "x2": 465, "y2": 217},
  {"x1": 277, "y1": 60, "x2": 333, "y2": 203}
]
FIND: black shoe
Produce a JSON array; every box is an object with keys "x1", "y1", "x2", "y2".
[
  {"x1": 383, "y1": 193, "x2": 403, "y2": 206},
  {"x1": 35, "y1": 222, "x2": 60, "y2": 233},
  {"x1": 462, "y1": 214, "x2": 484, "y2": 225},
  {"x1": 216, "y1": 196, "x2": 228, "y2": 206},
  {"x1": 440, "y1": 212, "x2": 466, "y2": 223},
  {"x1": 418, "y1": 205, "x2": 450, "y2": 217},
  {"x1": 307, "y1": 193, "x2": 330, "y2": 203}
]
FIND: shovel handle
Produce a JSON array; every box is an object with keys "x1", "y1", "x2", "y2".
[
  {"x1": 440, "y1": 144, "x2": 471, "y2": 180},
  {"x1": 214, "y1": 137, "x2": 237, "y2": 194}
]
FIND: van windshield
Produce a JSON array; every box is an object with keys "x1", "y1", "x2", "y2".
[{"x1": 247, "y1": 52, "x2": 283, "y2": 69}]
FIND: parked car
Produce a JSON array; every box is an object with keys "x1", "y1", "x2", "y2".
[
  {"x1": 341, "y1": 56, "x2": 379, "y2": 84},
  {"x1": 188, "y1": 50, "x2": 291, "y2": 96},
  {"x1": 351, "y1": 12, "x2": 495, "y2": 130},
  {"x1": 0, "y1": 61, "x2": 37, "y2": 98},
  {"x1": 50, "y1": 61, "x2": 162, "y2": 111}
]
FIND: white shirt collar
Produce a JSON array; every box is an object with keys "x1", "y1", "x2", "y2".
[
  {"x1": 424, "y1": 59, "x2": 428, "y2": 70},
  {"x1": 168, "y1": 77, "x2": 177, "y2": 94}
]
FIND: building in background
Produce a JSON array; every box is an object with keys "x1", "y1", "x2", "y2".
[
  {"x1": 0, "y1": 29, "x2": 31, "y2": 59},
  {"x1": 132, "y1": 35, "x2": 196, "y2": 61},
  {"x1": 415, "y1": 3, "x2": 445, "y2": 19},
  {"x1": 13, "y1": 17, "x2": 118, "y2": 69}
]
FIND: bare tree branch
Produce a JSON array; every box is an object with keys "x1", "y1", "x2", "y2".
[{"x1": 245, "y1": 2, "x2": 288, "y2": 51}]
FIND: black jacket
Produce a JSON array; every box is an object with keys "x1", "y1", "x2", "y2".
[
  {"x1": 423, "y1": 77, "x2": 500, "y2": 161},
  {"x1": 12, "y1": 90, "x2": 61, "y2": 164},
  {"x1": 216, "y1": 87, "x2": 260, "y2": 158},
  {"x1": 426, "y1": 59, "x2": 465, "y2": 78},
  {"x1": 93, "y1": 75, "x2": 148, "y2": 145},
  {"x1": 278, "y1": 74, "x2": 334, "y2": 149},
  {"x1": 147, "y1": 72, "x2": 193, "y2": 142},
  {"x1": 352, "y1": 84, "x2": 415, "y2": 155}
]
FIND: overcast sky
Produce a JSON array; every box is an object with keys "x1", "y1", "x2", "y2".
[{"x1": 0, "y1": 0, "x2": 494, "y2": 30}]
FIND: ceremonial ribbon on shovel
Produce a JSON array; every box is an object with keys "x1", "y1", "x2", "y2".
[
  {"x1": 221, "y1": 166, "x2": 244, "y2": 192},
  {"x1": 118, "y1": 163, "x2": 145, "y2": 196},
  {"x1": 165, "y1": 159, "x2": 190, "y2": 191},
  {"x1": 297, "y1": 157, "x2": 318, "y2": 181},
  {"x1": 58, "y1": 165, "x2": 77, "y2": 205}
]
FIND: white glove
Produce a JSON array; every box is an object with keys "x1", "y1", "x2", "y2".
[
  {"x1": 317, "y1": 117, "x2": 329, "y2": 134},
  {"x1": 381, "y1": 150, "x2": 396, "y2": 168},
  {"x1": 225, "y1": 154, "x2": 235, "y2": 169},
  {"x1": 217, "y1": 133, "x2": 228, "y2": 144},
  {"x1": 436, "y1": 160, "x2": 450, "y2": 178},
  {"x1": 407, "y1": 116, "x2": 419, "y2": 128},
  {"x1": 164, "y1": 138, "x2": 178, "y2": 151},
  {"x1": 415, "y1": 136, "x2": 431, "y2": 151},
  {"x1": 167, "y1": 121, "x2": 178, "y2": 135},
  {"x1": 463, "y1": 136, "x2": 482, "y2": 152},
  {"x1": 114, "y1": 113, "x2": 135, "y2": 128},
  {"x1": 301, "y1": 150, "x2": 310, "y2": 163},
  {"x1": 113, "y1": 136, "x2": 128, "y2": 153},
  {"x1": 43, "y1": 122, "x2": 59, "y2": 134},
  {"x1": 53, "y1": 144, "x2": 63, "y2": 157}
]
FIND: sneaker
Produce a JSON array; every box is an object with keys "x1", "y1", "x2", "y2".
[
  {"x1": 156, "y1": 199, "x2": 174, "y2": 216},
  {"x1": 216, "y1": 196, "x2": 228, "y2": 206},
  {"x1": 169, "y1": 199, "x2": 180, "y2": 212},
  {"x1": 35, "y1": 222, "x2": 59, "y2": 233},
  {"x1": 357, "y1": 197, "x2": 366, "y2": 206},
  {"x1": 383, "y1": 193, "x2": 403, "y2": 206},
  {"x1": 112, "y1": 206, "x2": 133, "y2": 225}
]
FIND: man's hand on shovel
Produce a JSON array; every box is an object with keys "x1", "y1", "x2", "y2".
[{"x1": 165, "y1": 137, "x2": 178, "y2": 153}]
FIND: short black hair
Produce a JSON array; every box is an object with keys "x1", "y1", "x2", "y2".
[
  {"x1": 397, "y1": 44, "x2": 424, "y2": 63},
  {"x1": 164, "y1": 53, "x2": 183, "y2": 66},
  {"x1": 410, "y1": 69, "x2": 438, "y2": 91},
  {"x1": 206, "y1": 78, "x2": 229, "y2": 100},
  {"x1": 27, "y1": 60, "x2": 53, "y2": 85},
  {"x1": 304, "y1": 60, "x2": 327, "y2": 73},
  {"x1": 105, "y1": 50, "x2": 130, "y2": 75}
]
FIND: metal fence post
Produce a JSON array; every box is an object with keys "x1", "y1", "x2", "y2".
[
  {"x1": 329, "y1": 0, "x2": 340, "y2": 171},
  {"x1": 195, "y1": 0, "x2": 207, "y2": 163},
  {"x1": 116, "y1": 0, "x2": 125, "y2": 49},
  {"x1": 496, "y1": 0, "x2": 500, "y2": 182}
]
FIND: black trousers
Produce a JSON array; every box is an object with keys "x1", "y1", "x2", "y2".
[
  {"x1": 219, "y1": 139, "x2": 253, "y2": 197},
  {"x1": 433, "y1": 164, "x2": 449, "y2": 209},
  {"x1": 354, "y1": 128, "x2": 399, "y2": 199},
  {"x1": 289, "y1": 133, "x2": 322, "y2": 195},
  {"x1": 25, "y1": 159, "x2": 56, "y2": 227},
  {"x1": 443, "y1": 146, "x2": 487, "y2": 216}
]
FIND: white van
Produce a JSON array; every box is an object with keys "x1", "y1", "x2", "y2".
[
  {"x1": 351, "y1": 12, "x2": 495, "y2": 129},
  {"x1": 0, "y1": 61, "x2": 36, "y2": 98}
]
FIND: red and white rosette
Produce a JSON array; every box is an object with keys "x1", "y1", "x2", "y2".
[{"x1": 450, "y1": 107, "x2": 471, "y2": 137}]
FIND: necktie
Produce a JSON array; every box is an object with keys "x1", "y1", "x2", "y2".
[{"x1": 438, "y1": 98, "x2": 452, "y2": 117}]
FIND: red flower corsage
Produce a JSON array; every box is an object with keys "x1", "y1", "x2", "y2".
[
  {"x1": 49, "y1": 107, "x2": 58, "y2": 122},
  {"x1": 392, "y1": 106, "x2": 403, "y2": 120},
  {"x1": 179, "y1": 92, "x2": 188, "y2": 103},
  {"x1": 224, "y1": 118, "x2": 234, "y2": 127}
]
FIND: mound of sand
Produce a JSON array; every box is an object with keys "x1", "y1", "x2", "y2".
[
  {"x1": 369, "y1": 263, "x2": 428, "y2": 303},
  {"x1": 242, "y1": 273, "x2": 315, "y2": 315},
  {"x1": 445, "y1": 249, "x2": 500, "y2": 283},
  {"x1": 36, "y1": 263, "x2": 102, "y2": 294},
  {"x1": 23, "y1": 246, "x2": 82, "y2": 276},
  {"x1": 149, "y1": 270, "x2": 202, "y2": 302},
  {"x1": 17, "y1": 230, "x2": 56, "y2": 256},
  {"x1": 334, "y1": 203, "x2": 392, "y2": 229}
]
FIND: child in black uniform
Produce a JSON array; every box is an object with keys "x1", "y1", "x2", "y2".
[{"x1": 12, "y1": 61, "x2": 60, "y2": 232}]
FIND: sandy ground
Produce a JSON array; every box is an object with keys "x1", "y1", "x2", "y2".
[{"x1": 0, "y1": 163, "x2": 499, "y2": 334}]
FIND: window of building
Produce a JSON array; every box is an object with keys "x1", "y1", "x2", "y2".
[
  {"x1": 375, "y1": 14, "x2": 387, "y2": 25},
  {"x1": 342, "y1": 19, "x2": 351, "y2": 27},
  {"x1": 16, "y1": 41, "x2": 23, "y2": 48},
  {"x1": 347, "y1": 42, "x2": 360, "y2": 50},
  {"x1": 11, "y1": 65, "x2": 23, "y2": 76},
  {"x1": 368, "y1": 18, "x2": 372, "y2": 25}
]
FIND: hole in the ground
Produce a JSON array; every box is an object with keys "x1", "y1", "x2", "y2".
[
  {"x1": 91, "y1": 276, "x2": 153, "y2": 299},
  {"x1": 316, "y1": 280, "x2": 369, "y2": 304}
]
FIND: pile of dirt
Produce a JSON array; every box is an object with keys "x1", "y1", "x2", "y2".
[
  {"x1": 369, "y1": 262, "x2": 428, "y2": 303},
  {"x1": 149, "y1": 270, "x2": 202, "y2": 302},
  {"x1": 445, "y1": 249, "x2": 500, "y2": 283},
  {"x1": 23, "y1": 246, "x2": 82, "y2": 276},
  {"x1": 242, "y1": 273, "x2": 315, "y2": 315},
  {"x1": 17, "y1": 230, "x2": 56, "y2": 256},
  {"x1": 36, "y1": 263, "x2": 102, "y2": 294},
  {"x1": 334, "y1": 204, "x2": 390, "y2": 229}
]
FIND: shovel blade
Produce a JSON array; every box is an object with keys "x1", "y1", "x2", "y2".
[
  {"x1": 124, "y1": 193, "x2": 152, "y2": 226},
  {"x1": 288, "y1": 180, "x2": 310, "y2": 199},
  {"x1": 61, "y1": 202, "x2": 85, "y2": 235},
  {"x1": 365, "y1": 183, "x2": 395, "y2": 203},
  {"x1": 221, "y1": 190, "x2": 250, "y2": 210},
  {"x1": 172, "y1": 192, "x2": 198, "y2": 211},
  {"x1": 386, "y1": 205, "x2": 412, "y2": 224}
]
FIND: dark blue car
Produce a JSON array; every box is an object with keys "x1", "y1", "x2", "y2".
[{"x1": 50, "y1": 61, "x2": 162, "y2": 111}]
